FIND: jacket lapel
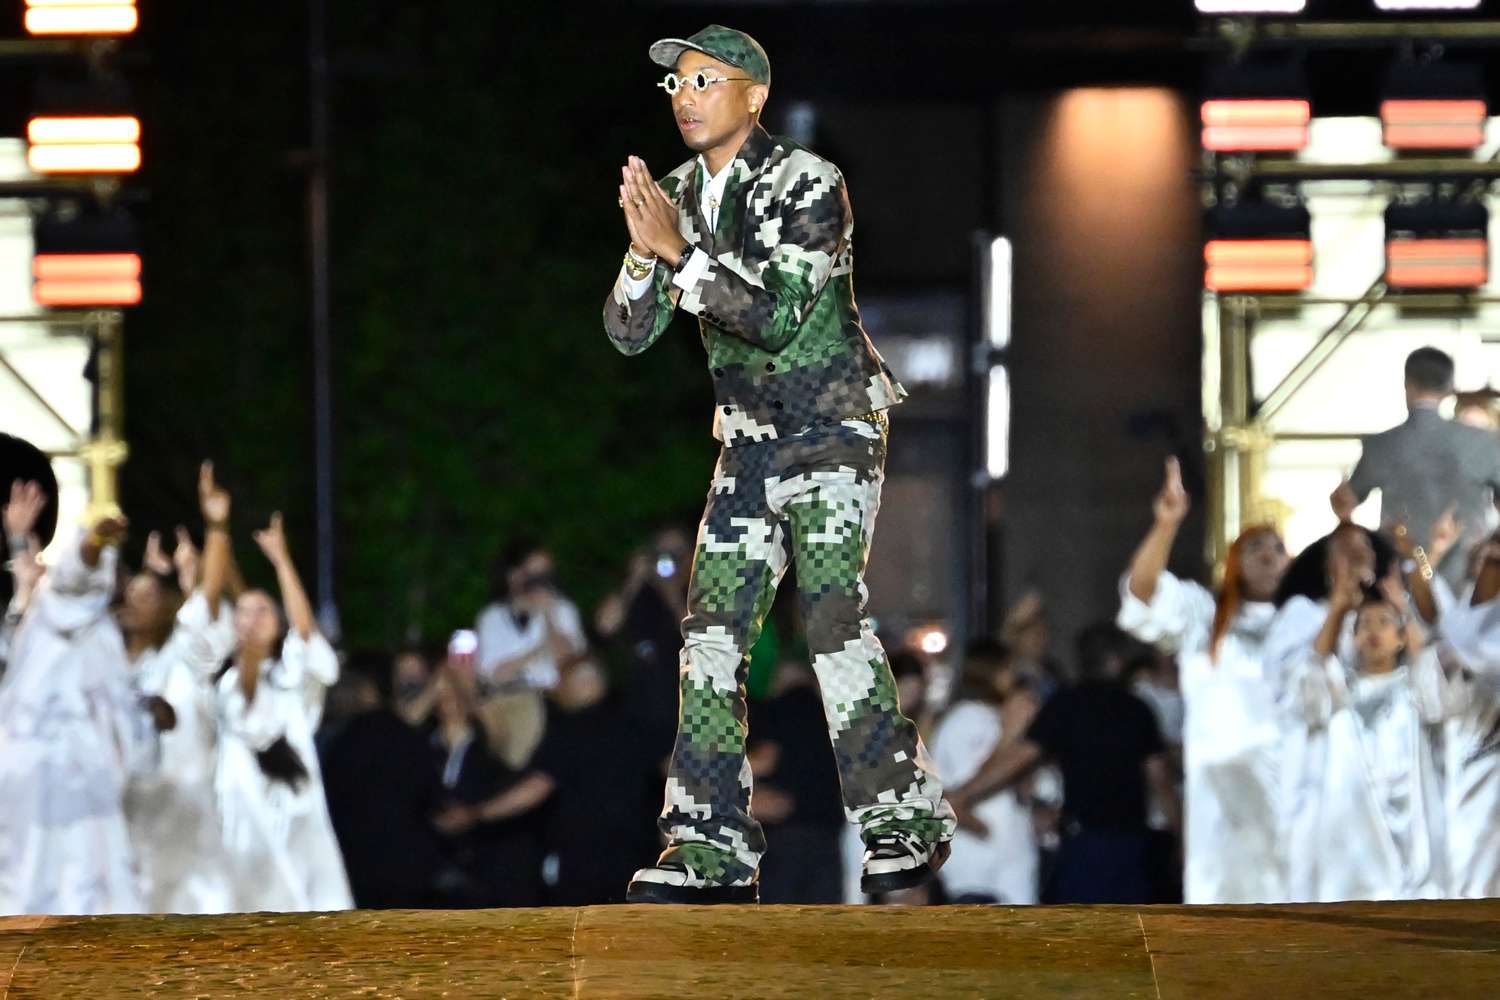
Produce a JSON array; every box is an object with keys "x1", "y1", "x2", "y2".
[
  {"x1": 679, "y1": 158, "x2": 710, "y2": 249},
  {"x1": 712, "y1": 126, "x2": 775, "y2": 253}
]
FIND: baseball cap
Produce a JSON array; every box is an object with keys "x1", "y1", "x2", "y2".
[{"x1": 649, "y1": 25, "x2": 771, "y2": 86}]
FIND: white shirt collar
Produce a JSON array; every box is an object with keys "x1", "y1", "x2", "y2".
[{"x1": 698, "y1": 155, "x2": 734, "y2": 227}]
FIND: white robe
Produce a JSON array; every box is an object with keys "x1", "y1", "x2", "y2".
[
  {"x1": 123, "y1": 593, "x2": 235, "y2": 913},
  {"x1": 212, "y1": 630, "x2": 352, "y2": 912},
  {"x1": 1279, "y1": 636, "x2": 1464, "y2": 902},
  {"x1": 1117, "y1": 572, "x2": 1283, "y2": 904},
  {"x1": 0, "y1": 536, "x2": 157, "y2": 915},
  {"x1": 929, "y1": 700, "x2": 1039, "y2": 904},
  {"x1": 1432, "y1": 582, "x2": 1500, "y2": 898}
]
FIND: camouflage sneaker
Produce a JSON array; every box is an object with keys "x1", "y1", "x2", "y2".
[
  {"x1": 860, "y1": 830, "x2": 951, "y2": 895},
  {"x1": 626, "y1": 845, "x2": 759, "y2": 905}
]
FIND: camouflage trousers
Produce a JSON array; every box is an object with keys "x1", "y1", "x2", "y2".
[{"x1": 657, "y1": 414, "x2": 955, "y2": 885}]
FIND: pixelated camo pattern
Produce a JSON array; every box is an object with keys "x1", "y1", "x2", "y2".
[
  {"x1": 603, "y1": 126, "x2": 907, "y2": 446},
  {"x1": 655, "y1": 416, "x2": 954, "y2": 885}
]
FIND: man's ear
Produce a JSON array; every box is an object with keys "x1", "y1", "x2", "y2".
[{"x1": 748, "y1": 84, "x2": 769, "y2": 115}]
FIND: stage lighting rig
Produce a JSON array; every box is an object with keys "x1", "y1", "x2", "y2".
[
  {"x1": 32, "y1": 202, "x2": 141, "y2": 307},
  {"x1": 1202, "y1": 58, "x2": 1312, "y2": 153},
  {"x1": 1384, "y1": 199, "x2": 1488, "y2": 288},
  {"x1": 1380, "y1": 57, "x2": 1486, "y2": 150},
  {"x1": 1205, "y1": 199, "x2": 1315, "y2": 292}
]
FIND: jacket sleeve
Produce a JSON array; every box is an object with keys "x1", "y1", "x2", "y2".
[
  {"x1": 674, "y1": 156, "x2": 850, "y2": 354},
  {"x1": 603, "y1": 261, "x2": 681, "y2": 357}
]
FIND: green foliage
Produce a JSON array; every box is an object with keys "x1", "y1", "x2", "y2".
[{"x1": 124, "y1": 5, "x2": 713, "y2": 643}]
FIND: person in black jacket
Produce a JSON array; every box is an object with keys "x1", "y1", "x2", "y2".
[{"x1": 320, "y1": 651, "x2": 445, "y2": 909}]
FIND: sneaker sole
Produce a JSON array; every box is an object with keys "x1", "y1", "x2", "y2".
[
  {"x1": 625, "y1": 880, "x2": 760, "y2": 905},
  {"x1": 860, "y1": 840, "x2": 951, "y2": 896}
]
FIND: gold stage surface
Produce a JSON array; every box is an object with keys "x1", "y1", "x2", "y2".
[{"x1": 3, "y1": 900, "x2": 1498, "y2": 999}]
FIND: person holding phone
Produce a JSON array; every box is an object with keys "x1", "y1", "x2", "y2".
[{"x1": 473, "y1": 539, "x2": 588, "y2": 768}]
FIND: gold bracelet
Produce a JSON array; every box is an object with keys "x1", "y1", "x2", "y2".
[
  {"x1": 1411, "y1": 546, "x2": 1435, "y2": 582},
  {"x1": 622, "y1": 252, "x2": 654, "y2": 281}
]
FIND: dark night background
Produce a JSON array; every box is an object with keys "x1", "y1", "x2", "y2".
[{"x1": 89, "y1": 1, "x2": 1460, "y2": 649}]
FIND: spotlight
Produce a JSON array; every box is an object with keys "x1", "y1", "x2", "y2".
[
  {"x1": 25, "y1": 0, "x2": 137, "y2": 36},
  {"x1": 1385, "y1": 201, "x2": 1488, "y2": 289},
  {"x1": 1374, "y1": 1, "x2": 1483, "y2": 10},
  {"x1": 32, "y1": 206, "x2": 142, "y2": 307},
  {"x1": 1202, "y1": 59, "x2": 1311, "y2": 153},
  {"x1": 27, "y1": 115, "x2": 141, "y2": 173},
  {"x1": 1381, "y1": 59, "x2": 1486, "y2": 150},
  {"x1": 1196, "y1": 0, "x2": 1305, "y2": 10},
  {"x1": 1205, "y1": 201, "x2": 1313, "y2": 292}
]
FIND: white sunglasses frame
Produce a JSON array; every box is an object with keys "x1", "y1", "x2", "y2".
[{"x1": 657, "y1": 71, "x2": 755, "y2": 95}]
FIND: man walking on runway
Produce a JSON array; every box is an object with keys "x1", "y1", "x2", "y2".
[{"x1": 605, "y1": 24, "x2": 954, "y2": 904}]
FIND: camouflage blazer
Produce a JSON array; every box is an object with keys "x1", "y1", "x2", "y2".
[{"x1": 603, "y1": 126, "x2": 905, "y2": 446}]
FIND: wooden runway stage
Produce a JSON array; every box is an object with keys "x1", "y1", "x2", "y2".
[{"x1": 3, "y1": 900, "x2": 1498, "y2": 998}]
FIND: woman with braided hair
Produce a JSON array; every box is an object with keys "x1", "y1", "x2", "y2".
[{"x1": 1116, "y1": 457, "x2": 1290, "y2": 904}]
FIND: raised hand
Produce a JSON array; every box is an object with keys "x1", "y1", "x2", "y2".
[
  {"x1": 1327, "y1": 548, "x2": 1365, "y2": 614},
  {"x1": 89, "y1": 514, "x2": 129, "y2": 548},
  {"x1": 11, "y1": 535, "x2": 44, "y2": 598},
  {"x1": 1330, "y1": 478, "x2": 1359, "y2": 523},
  {"x1": 621, "y1": 156, "x2": 686, "y2": 264},
  {"x1": 143, "y1": 530, "x2": 173, "y2": 576},
  {"x1": 198, "y1": 461, "x2": 230, "y2": 526},
  {"x1": 173, "y1": 525, "x2": 201, "y2": 592},
  {"x1": 1429, "y1": 504, "x2": 1460, "y2": 566},
  {"x1": 1152, "y1": 457, "x2": 1190, "y2": 526},
  {"x1": 253, "y1": 512, "x2": 291, "y2": 568},
  {"x1": 4, "y1": 480, "x2": 48, "y2": 542}
]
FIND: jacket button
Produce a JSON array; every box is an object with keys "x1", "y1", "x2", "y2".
[
  {"x1": 773, "y1": 400, "x2": 784, "y2": 410},
  {"x1": 765, "y1": 362, "x2": 775, "y2": 372},
  {"x1": 723, "y1": 406, "x2": 732, "y2": 415}
]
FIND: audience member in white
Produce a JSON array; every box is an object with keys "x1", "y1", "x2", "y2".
[
  {"x1": 186, "y1": 474, "x2": 352, "y2": 913},
  {"x1": 120, "y1": 465, "x2": 237, "y2": 914},
  {"x1": 1117, "y1": 457, "x2": 1290, "y2": 904},
  {"x1": 0, "y1": 507, "x2": 174, "y2": 915},
  {"x1": 928, "y1": 640, "x2": 1041, "y2": 904}
]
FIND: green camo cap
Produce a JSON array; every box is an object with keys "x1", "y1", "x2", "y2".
[{"x1": 649, "y1": 25, "x2": 771, "y2": 86}]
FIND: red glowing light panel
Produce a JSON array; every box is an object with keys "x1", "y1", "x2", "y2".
[
  {"x1": 1386, "y1": 238, "x2": 1488, "y2": 289},
  {"x1": 1201, "y1": 99, "x2": 1311, "y2": 152},
  {"x1": 33, "y1": 252, "x2": 142, "y2": 306},
  {"x1": 1204, "y1": 239, "x2": 1313, "y2": 292},
  {"x1": 1380, "y1": 100, "x2": 1488, "y2": 150}
]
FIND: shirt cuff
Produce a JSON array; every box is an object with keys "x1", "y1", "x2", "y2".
[
  {"x1": 619, "y1": 262, "x2": 656, "y2": 300},
  {"x1": 671, "y1": 248, "x2": 712, "y2": 293}
]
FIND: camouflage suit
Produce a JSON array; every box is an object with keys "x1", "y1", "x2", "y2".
[{"x1": 604, "y1": 125, "x2": 954, "y2": 886}]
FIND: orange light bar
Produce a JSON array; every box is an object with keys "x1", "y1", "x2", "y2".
[
  {"x1": 1380, "y1": 99, "x2": 1488, "y2": 150},
  {"x1": 33, "y1": 253, "x2": 142, "y2": 306},
  {"x1": 1205, "y1": 239, "x2": 1313, "y2": 291},
  {"x1": 1201, "y1": 99, "x2": 1311, "y2": 152},
  {"x1": 28, "y1": 116, "x2": 140, "y2": 144},
  {"x1": 26, "y1": 116, "x2": 141, "y2": 174},
  {"x1": 1386, "y1": 238, "x2": 1488, "y2": 289},
  {"x1": 25, "y1": 3, "x2": 137, "y2": 36}
]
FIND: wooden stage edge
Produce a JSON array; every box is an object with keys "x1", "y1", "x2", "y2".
[{"x1": 2, "y1": 899, "x2": 1499, "y2": 999}]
